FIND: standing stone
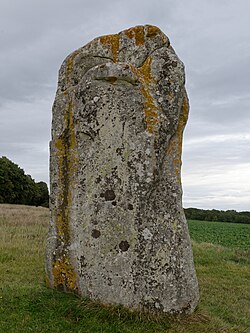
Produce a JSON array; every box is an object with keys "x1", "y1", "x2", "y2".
[{"x1": 46, "y1": 25, "x2": 199, "y2": 314}]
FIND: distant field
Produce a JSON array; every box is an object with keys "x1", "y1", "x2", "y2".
[
  {"x1": 0, "y1": 204, "x2": 249, "y2": 333},
  {"x1": 188, "y1": 219, "x2": 250, "y2": 249}
]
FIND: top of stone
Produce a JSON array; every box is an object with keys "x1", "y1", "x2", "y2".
[
  {"x1": 95, "y1": 25, "x2": 170, "y2": 63},
  {"x1": 58, "y1": 25, "x2": 172, "y2": 94},
  {"x1": 86, "y1": 25, "x2": 169, "y2": 63}
]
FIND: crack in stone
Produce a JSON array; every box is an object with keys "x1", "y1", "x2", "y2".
[
  {"x1": 95, "y1": 76, "x2": 139, "y2": 86},
  {"x1": 92, "y1": 55, "x2": 114, "y2": 62}
]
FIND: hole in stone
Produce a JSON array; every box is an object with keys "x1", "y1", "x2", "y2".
[
  {"x1": 106, "y1": 76, "x2": 117, "y2": 84},
  {"x1": 91, "y1": 229, "x2": 101, "y2": 238},
  {"x1": 119, "y1": 240, "x2": 130, "y2": 252},
  {"x1": 80, "y1": 179, "x2": 85, "y2": 186},
  {"x1": 96, "y1": 176, "x2": 102, "y2": 183},
  {"x1": 80, "y1": 255, "x2": 87, "y2": 268},
  {"x1": 104, "y1": 189, "x2": 116, "y2": 201},
  {"x1": 116, "y1": 148, "x2": 122, "y2": 155},
  {"x1": 112, "y1": 201, "x2": 117, "y2": 206},
  {"x1": 128, "y1": 203, "x2": 133, "y2": 210}
]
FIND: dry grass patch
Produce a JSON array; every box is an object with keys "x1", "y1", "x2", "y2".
[
  {"x1": 0, "y1": 203, "x2": 49, "y2": 227},
  {"x1": 0, "y1": 204, "x2": 49, "y2": 293}
]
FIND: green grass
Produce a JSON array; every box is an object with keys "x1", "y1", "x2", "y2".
[{"x1": 0, "y1": 204, "x2": 249, "y2": 333}]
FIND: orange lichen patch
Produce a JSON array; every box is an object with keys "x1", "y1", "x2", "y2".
[
  {"x1": 132, "y1": 57, "x2": 159, "y2": 134},
  {"x1": 137, "y1": 56, "x2": 153, "y2": 82},
  {"x1": 167, "y1": 93, "x2": 189, "y2": 180},
  {"x1": 180, "y1": 94, "x2": 189, "y2": 131},
  {"x1": 146, "y1": 25, "x2": 161, "y2": 38},
  {"x1": 67, "y1": 100, "x2": 78, "y2": 172},
  {"x1": 125, "y1": 26, "x2": 145, "y2": 46},
  {"x1": 52, "y1": 92, "x2": 79, "y2": 288},
  {"x1": 66, "y1": 51, "x2": 79, "y2": 84},
  {"x1": 52, "y1": 257, "x2": 78, "y2": 291},
  {"x1": 100, "y1": 34, "x2": 120, "y2": 63},
  {"x1": 55, "y1": 137, "x2": 65, "y2": 152},
  {"x1": 45, "y1": 273, "x2": 51, "y2": 288},
  {"x1": 141, "y1": 86, "x2": 158, "y2": 134},
  {"x1": 124, "y1": 28, "x2": 134, "y2": 39},
  {"x1": 55, "y1": 212, "x2": 71, "y2": 240},
  {"x1": 55, "y1": 97, "x2": 78, "y2": 238}
]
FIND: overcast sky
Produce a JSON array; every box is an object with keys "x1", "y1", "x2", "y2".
[{"x1": 0, "y1": 0, "x2": 249, "y2": 211}]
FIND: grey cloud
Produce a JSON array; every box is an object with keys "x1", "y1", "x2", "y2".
[
  {"x1": 183, "y1": 185, "x2": 250, "y2": 211},
  {"x1": 1, "y1": 0, "x2": 250, "y2": 210},
  {"x1": 188, "y1": 57, "x2": 250, "y2": 108},
  {"x1": 184, "y1": 136, "x2": 250, "y2": 164}
]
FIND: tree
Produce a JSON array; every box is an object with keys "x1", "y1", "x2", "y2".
[
  {"x1": 184, "y1": 207, "x2": 250, "y2": 224},
  {"x1": 0, "y1": 156, "x2": 49, "y2": 207},
  {"x1": 35, "y1": 181, "x2": 49, "y2": 207}
]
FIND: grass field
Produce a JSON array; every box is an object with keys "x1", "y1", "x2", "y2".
[
  {"x1": 0, "y1": 204, "x2": 249, "y2": 333},
  {"x1": 188, "y1": 219, "x2": 250, "y2": 250}
]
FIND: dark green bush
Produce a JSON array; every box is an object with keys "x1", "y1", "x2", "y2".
[{"x1": 0, "y1": 156, "x2": 49, "y2": 207}]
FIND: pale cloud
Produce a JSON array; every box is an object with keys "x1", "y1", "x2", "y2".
[{"x1": 183, "y1": 163, "x2": 250, "y2": 210}]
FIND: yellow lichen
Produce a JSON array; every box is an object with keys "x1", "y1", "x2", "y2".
[
  {"x1": 66, "y1": 51, "x2": 79, "y2": 85},
  {"x1": 99, "y1": 26, "x2": 165, "y2": 134},
  {"x1": 100, "y1": 34, "x2": 120, "y2": 63},
  {"x1": 167, "y1": 94, "x2": 189, "y2": 180},
  {"x1": 132, "y1": 57, "x2": 159, "y2": 134},
  {"x1": 53, "y1": 91, "x2": 79, "y2": 291},
  {"x1": 125, "y1": 26, "x2": 145, "y2": 45},
  {"x1": 124, "y1": 28, "x2": 134, "y2": 39},
  {"x1": 52, "y1": 257, "x2": 77, "y2": 291},
  {"x1": 54, "y1": 96, "x2": 78, "y2": 234},
  {"x1": 146, "y1": 25, "x2": 161, "y2": 38},
  {"x1": 45, "y1": 274, "x2": 51, "y2": 288},
  {"x1": 55, "y1": 137, "x2": 65, "y2": 152}
]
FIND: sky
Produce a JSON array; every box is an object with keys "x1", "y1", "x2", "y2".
[{"x1": 0, "y1": 0, "x2": 249, "y2": 211}]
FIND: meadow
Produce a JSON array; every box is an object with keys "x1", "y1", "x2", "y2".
[{"x1": 0, "y1": 204, "x2": 249, "y2": 333}]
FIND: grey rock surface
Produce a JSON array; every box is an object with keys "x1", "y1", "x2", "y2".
[{"x1": 46, "y1": 25, "x2": 199, "y2": 314}]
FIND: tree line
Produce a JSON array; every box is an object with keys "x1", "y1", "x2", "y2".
[
  {"x1": 1, "y1": 156, "x2": 249, "y2": 222},
  {"x1": 0, "y1": 156, "x2": 49, "y2": 207},
  {"x1": 184, "y1": 207, "x2": 250, "y2": 224}
]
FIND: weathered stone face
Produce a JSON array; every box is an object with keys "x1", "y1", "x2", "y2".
[{"x1": 46, "y1": 25, "x2": 199, "y2": 314}]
